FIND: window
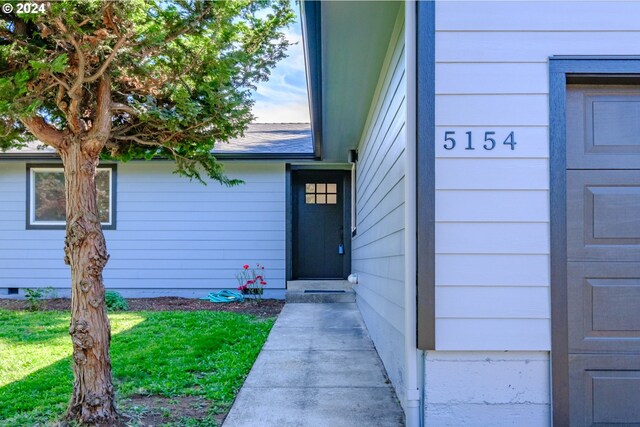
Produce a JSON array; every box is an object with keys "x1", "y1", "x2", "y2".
[
  {"x1": 305, "y1": 182, "x2": 337, "y2": 204},
  {"x1": 27, "y1": 164, "x2": 116, "y2": 229}
]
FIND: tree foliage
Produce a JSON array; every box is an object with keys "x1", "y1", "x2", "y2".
[{"x1": 0, "y1": 0, "x2": 295, "y2": 182}]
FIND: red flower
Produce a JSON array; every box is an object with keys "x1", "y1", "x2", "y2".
[
  {"x1": 243, "y1": 264, "x2": 249, "y2": 270},
  {"x1": 256, "y1": 275, "x2": 263, "y2": 281},
  {"x1": 246, "y1": 280, "x2": 254, "y2": 285},
  {"x1": 261, "y1": 266, "x2": 265, "y2": 270},
  {"x1": 260, "y1": 281, "x2": 267, "y2": 286},
  {"x1": 238, "y1": 285, "x2": 247, "y2": 291}
]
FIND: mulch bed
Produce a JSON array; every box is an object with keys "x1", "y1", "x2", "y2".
[{"x1": 0, "y1": 296, "x2": 284, "y2": 318}]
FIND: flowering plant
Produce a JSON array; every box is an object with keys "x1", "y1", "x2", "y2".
[{"x1": 236, "y1": 263, "x2": 267, "y2": 302}]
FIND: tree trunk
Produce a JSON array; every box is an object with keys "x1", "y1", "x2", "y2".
[{"x1": 61, "y1": 142, "x2": 116, "y2": 425}]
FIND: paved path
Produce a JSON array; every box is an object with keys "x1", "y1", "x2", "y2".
[{"x1": 223, "y1": 303, "x2": 405, "y2": 427}]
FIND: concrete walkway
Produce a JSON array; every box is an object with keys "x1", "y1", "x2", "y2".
[{"x1": 223, "y1": 303, "x2": 405, "y2": 427}]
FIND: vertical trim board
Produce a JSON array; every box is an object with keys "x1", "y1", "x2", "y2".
[{"x1": 416, "y1": 0, "x2": 435, "y2": 350}]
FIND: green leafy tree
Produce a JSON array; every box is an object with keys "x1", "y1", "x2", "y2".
[{"x1": 0, "y1": 0, "x2": 294, "y2": 424}]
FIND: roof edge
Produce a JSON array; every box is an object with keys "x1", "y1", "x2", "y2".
[
  {"x1": 300, "y1": 0, "x2": 323, "y2": 160},
  {"x1": 0, "y1": 152, "x2": 317, "y2": 161}
]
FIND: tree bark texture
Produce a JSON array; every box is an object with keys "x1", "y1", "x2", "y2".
[{"x1": 61, "y1": 142, "x2": 115, "y2": 425}]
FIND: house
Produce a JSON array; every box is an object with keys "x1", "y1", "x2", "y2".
[
  {"x1": 2, "y1": 1, "x2": 640, "y2": 426},
  {"x1": 0, "y1": 123, "x2": 313, "y2": 299},
  {"x1": 295, "y1": 1, "x2": 640, "y2": 427}
]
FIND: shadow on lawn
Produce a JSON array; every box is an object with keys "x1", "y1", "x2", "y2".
[
  {"x1": 0, "y1": 310, "x2": 271, "y2": 426},
  {"x1": 0, "y1": 310, "x2": 72, "y2": 346}
]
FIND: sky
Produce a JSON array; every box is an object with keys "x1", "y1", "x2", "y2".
[{"x1": 250, "y1": 4, "x2": 310, "y2": 124}]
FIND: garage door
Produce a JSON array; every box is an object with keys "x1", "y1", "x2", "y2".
[{"x1": 566, "y1": 85, "x2": 640, "y2": 426}]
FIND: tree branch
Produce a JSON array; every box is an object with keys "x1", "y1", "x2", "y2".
[
  {"x1": 112, "y1": 134, "x2": 191, "y2": 164},
  {"x1": 50, "y1": 73, "x2": 70, "y2": 92},
  {"x1": 55, "y1": 18, "x2": 85, "y2": 99},
  {"x1": 85, "y1": 76, "x2": 111, "y2": 154},
  {"x1": 85, "y1": 33, "x2": 129, "y2": 83},
  {"x1": 55, "y1": 18, "x2": 85, "y2": 134},
  {"x1": 20, "y1": 116, "x2": 67, "y2": 150},
  {"x1": 110, "y1": 102, "x2": 137, "y2": 115}
]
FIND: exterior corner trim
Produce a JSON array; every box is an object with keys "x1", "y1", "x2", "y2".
[{"x1": 416, "y1": 0, "x2": 435, "y2": 351}]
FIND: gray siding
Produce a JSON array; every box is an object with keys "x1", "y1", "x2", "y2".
[
  {"x1": 0, "y1": 161, "x2": 286, "y2": 298},
  {"x1": 352, "y1": 11, "x2": 407, "y2": 407}
]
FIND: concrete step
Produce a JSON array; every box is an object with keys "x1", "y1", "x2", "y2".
[{"x1": 286, "y1": 280, "x2": 355, "y2": 303}]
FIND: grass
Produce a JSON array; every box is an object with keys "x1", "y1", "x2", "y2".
[{"x1": 0, "y1": 309, "x2": 275, "y2": 426}]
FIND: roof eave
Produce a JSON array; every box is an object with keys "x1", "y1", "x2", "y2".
[
  {"x1": 0, "y1": 152, "x2": 316, "y2": 161},
  {"x1": 0, "y1": 153, "x2": 60, "y2": 161},
  {"x1": 300, "y1": 0, "x2": 323, "y2": 160},
  {"x1": 213, "y1": 152, "x2": 316, "y2": 161}
]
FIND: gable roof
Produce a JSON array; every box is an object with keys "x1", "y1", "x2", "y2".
[
  {"x1": 0, "y1": 123, "x2": 314, "y2": 160},
  {"x1": 217, "y1": 123, "x2": 313, "y2": 155}
]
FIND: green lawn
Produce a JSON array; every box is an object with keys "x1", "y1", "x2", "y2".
[{"x1": 0, "y1": 309, "x2": 275, "y2": 426}]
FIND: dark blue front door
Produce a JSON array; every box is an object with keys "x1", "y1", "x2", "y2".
[{"x1": 292, "y1": 170, "x2": 349, "y2": 279}]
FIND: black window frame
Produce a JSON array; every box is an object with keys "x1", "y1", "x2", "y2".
[{"x1": 26, "y1": 163, "x2": 117, "y2": 230}]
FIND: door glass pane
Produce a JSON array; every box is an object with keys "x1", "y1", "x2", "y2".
[
  {"x1": 305, "y1": 194, "x2": 316, "y2": 204},
  {"x1": 305, "y1": 183, "x2": 315, "y2": 193},
  {"x1": 316, "y1": 194, "x2": 326, "y2": 204},
  {"x1": 327, "y1": 183, "x2": 337, "y2": 193},
  {"x1": 327, "y1": 194, "x2": 337, "y2": 204}
]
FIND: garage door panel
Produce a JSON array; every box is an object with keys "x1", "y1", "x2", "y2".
[
  {"x1": 568, "y1": 262, "x2": 640, "y2": 353},
  {"x1": 592, "y1": 187, "x2": 640, "y2": 239},
  {"x1": 567, "y1": 87, "x2": 640, "y2": 169},
  {"x1": 569, "y1": 354, "x2": 640, "y2": 426},
  {"x1": 565, "y1": 84, "x2": 640, "y2": 426},
  {"x1": 567, "y1": 170, "x2": 640, "y2": 261}
]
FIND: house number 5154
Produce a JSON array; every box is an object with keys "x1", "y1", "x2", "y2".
[{"x1": 443, "y1": 131, "x2": 517, "y2": 151}]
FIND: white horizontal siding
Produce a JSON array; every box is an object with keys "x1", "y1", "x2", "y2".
[
  {"x1": 0, "y1": 161, "x2": 286, "y2": 297},
  {"x1": 436, "y1": 159, "x2": 549, "y2": 190},
  {"x1": 436, "y1": 95, "x2": 548, "y2": 126},
  {"x1": 436, "y1": 63, "x2": 549, "y2": 94},
  {"x1": 437, "y1": 1, "x2": 640, "y2": 31},
  {"x1": 437, "y1": 31, "x2": 640, "y2": 63},
  {"x1": 436, "y1": 286, "x2": 550, "y2": 319},
  {"x1": 436, "y1": 254, "x2": 549, "y2": 287},
  {"x1": 436, "y1": 223, "x2": 549, "y2": 255},
  {"x1": 352, "y1": 10, "x2": 408, "y2": 409},
  {"x1": 431, "y1": 1, "x2": 640, "y2": 352},
  {"x1": 436, "y1": 190, "x2": 549, "y2": 222},
  {"x1": 429, "y1": 2, "x2": 640, "y2": 420},
  {"x1": 436, "y1": 319, "x2": 550, "y2": 351}
]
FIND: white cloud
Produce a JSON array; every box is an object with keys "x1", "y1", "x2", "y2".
[{"x1": 251, "y1": 3, "x2": 310, "y2": 124}]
